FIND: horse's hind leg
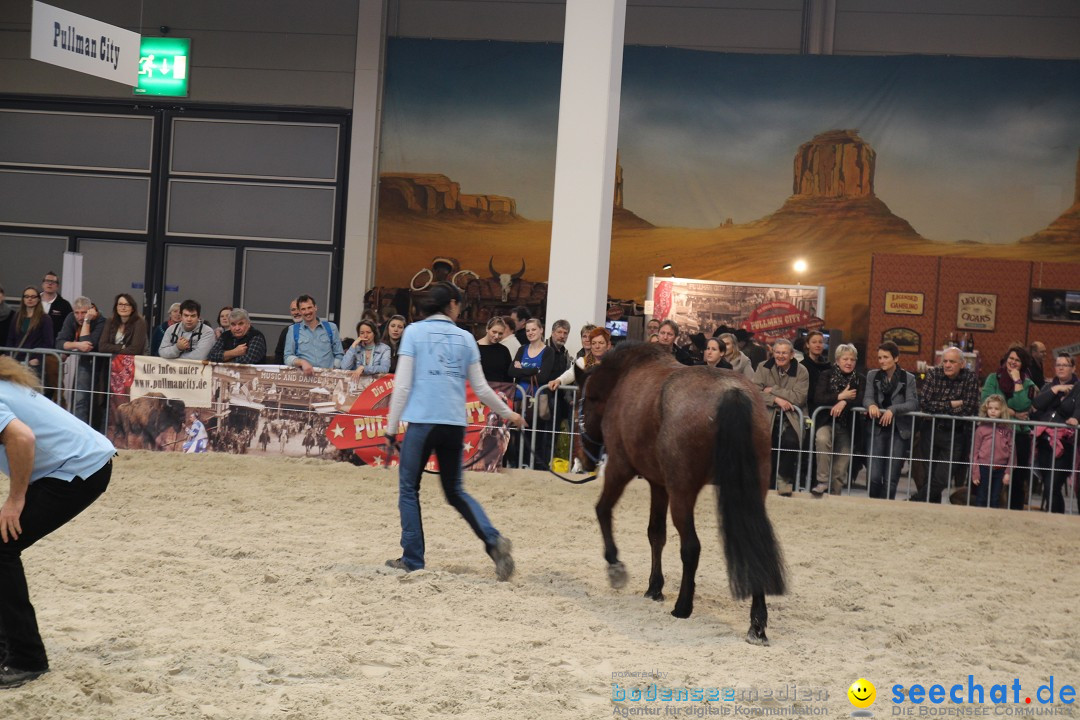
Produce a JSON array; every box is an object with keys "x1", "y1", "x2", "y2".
[
  {"x1": 747, "y1": 592, "x2": 769, "y2": 646},
  {"x1": 596, "y1": 461, "x2": 633, "y2": 589},
  {"x1": 644, "y1": 482, "x2": 668, "y2": 601},
  {"x1": 669, "y1": 492, "x2": 701, "y2": 619}
]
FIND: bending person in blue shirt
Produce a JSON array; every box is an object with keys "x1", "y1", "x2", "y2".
[
  {"x1": 0, "y1": 356, "x2": 115, "y2": 689},
  {"x1": 383, "y1": 282, "x2": 526, "y2": 580}
]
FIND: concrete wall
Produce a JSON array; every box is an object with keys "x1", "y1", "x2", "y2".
[
  {"x1": 2, "y1": 1, "x2": 1078, "y2": 110},
  {"x1": 0, "y1": 0, "x2": 360, "y2": 107},
  {"x1": 386, "y1": 0, "x2": 1080, "y2": 59}
]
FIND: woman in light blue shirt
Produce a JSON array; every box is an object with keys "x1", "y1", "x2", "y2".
[
  {"x1": 342, "y1": 319, "x2": 390, "y2": 378},
  {"x1": 384, "y1": 282, "x2": 525, "y2": 579},
  {"x1": 0, "y1": 356, "x2": 114, "y2": 688}
]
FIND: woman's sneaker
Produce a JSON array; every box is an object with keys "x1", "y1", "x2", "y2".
[
  {"x1": 489, "y1": 537, "x2": 515, "y2": 581},
  {"x1": 0, "y1": 665, "x2": 48, "y2": 689}
]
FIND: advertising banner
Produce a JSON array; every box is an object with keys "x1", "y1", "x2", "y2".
[
  {"x1": 325, "y1": 379, "x2": 518, "y2": 472},
  {"x1": 646, "y1": 276, "x2": 825, "y2": 341},
  {"x1": 106, "y1": 358, "x2": 514, "y2": 471}
]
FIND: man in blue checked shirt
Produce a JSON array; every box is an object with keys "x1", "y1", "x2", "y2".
[{"x1": 283, "y1": 294, "x2": 344, "y2": 375}]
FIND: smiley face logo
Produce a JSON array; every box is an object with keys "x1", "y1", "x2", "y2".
[{"x1": 848, "y1": 678, "x2": 876, "y2": 709}]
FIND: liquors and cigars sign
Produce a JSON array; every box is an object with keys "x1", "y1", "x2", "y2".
[{"x1": 956, "y1": 292, "x2": 997, "y2": 331}]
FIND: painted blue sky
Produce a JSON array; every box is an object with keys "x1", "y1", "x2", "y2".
[{"x1": 380, "y1": 38, "x2": 1080, "y2": 243}]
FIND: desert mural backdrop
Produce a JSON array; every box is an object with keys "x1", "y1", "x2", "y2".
[{"x1": 374, "y1": 39, "x2": 1080, "y2": 342}]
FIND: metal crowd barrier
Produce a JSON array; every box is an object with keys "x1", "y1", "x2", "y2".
[
  {"x1": 518, "y1": 383, "x2": 581, "y2": 471},
  {"x1": 806, "y1": 405, "x2": 1078, "y2": 513},
  {"x1": 0, "y1": 344, "x2": 115, "y2": 431},
  {"x1": 770, "y1": 406, "x2": 805, "y2": 493},
  {"x1": 5, "y1": 342, "x2": 1077, "y2": 515}
]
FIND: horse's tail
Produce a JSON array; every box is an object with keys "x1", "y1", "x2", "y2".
[{"x1": 713, "y1": 388, "x2": 786, "y2": 600}]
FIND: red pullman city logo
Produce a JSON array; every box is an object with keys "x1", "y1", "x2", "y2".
[
  {"x1": 325, "y1": 375, "x2": 490, "y2": 469},
  {"x1": 741, "y1": 301, "x2": 824, "y2": 341}
]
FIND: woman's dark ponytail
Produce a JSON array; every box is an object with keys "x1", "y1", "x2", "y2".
[{"x1": 417, "y1": 281, "x2": 462, "y2": 317}]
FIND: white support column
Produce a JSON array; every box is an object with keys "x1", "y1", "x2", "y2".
[
  {"x1": 803, "y1": 0, "x2": 837, "y2": 55},
  {"x1": 545, "y1": 0, "x2": 627, "y2": 353},
  {"x1": 340, "y1": 0, "x2": 387, "y2": 331}
]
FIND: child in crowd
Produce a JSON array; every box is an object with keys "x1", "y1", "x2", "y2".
[{"x1": 970, "y1": 394, "x2": 1013, "y2": 508}]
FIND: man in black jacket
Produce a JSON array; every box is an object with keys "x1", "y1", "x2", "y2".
[{"x1": 39, "y1": 271, "x2": 72, "y2": 332}]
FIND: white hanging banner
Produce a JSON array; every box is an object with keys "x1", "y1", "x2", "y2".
[{"x1": 30, "y1": 1, "x2": 140, "y2": 86}]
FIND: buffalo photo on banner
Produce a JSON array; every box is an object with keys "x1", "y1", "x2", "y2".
[
  {"x1": 108, "y1": 355, "x2": 210, "y2": 452},
  {"x1": 106, "y1": 357, "x2": 515, "y2": 471},
  {"x1": 374, "y1": 40, "x2": 1080, "y2": 343}
]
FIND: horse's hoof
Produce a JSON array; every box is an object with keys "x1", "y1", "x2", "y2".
[
  {"x1": 607, "y1": 562, "x2": 628, "y2": 589},
  {"x1": 644, "y1": 589, "x2": 665, "y2": 602},
  {"x1": 671, "y1": 604, "x2": 693, "y2": 619},
  {"x1": 746, "y1": 627, "x2": 770, "y2": 646}
]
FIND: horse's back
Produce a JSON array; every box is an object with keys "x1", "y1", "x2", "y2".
[{"x1": 654, "y1": 367, "x2": 771, "y2": 486}]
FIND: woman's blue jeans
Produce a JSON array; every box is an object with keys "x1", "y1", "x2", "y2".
[
  {"x1": 867, "y1": 427, "x2": 908, "y2": 500},
  {"x1": 397, "y1": 423, "x2": 500, "y2": 570}
]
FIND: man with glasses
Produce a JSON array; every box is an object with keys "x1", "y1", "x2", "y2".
[
  {"x1": 274, "y1": 299, "x2": 303, "y2": 365},
  {"x1": 913, "y1": 346, "x2": 980, "y2": 503},
  {"x1": 39, "y1": 272, "x2": 72, "y2": 332}
]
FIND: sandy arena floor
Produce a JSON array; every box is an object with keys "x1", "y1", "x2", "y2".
[{"x1": 1, "y1": 450, "x2": 1078, "y2": 719}]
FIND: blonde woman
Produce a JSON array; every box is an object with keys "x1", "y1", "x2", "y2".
[
  {"x1": 477, "y1": 316, "x2": 512, "y2": 383},
  {"x1": 718, "y1": 332, "x2": 753, "y2": 376},
  {"x1": 811, "y1": 343, "x2": 865, "y2": 496}
]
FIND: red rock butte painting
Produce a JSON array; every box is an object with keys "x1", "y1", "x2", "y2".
[{"x1": 375, "y1": 42, "x2": 1080, "y2": 343}]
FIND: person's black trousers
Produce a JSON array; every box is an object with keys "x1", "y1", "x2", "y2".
[{"x1": 0, "y1": 460, "x2": 111, "y2": 670}]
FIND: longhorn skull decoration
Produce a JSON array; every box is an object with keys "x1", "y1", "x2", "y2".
[{"x1": 489, "y1": 257, "x2": 526, "y2": 303}]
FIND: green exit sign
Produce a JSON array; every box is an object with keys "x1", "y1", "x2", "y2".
[{"x1": 134, "y1": 37, "x2": 190, "y2": 96}]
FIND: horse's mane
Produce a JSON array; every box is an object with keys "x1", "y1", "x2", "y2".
[
  {"x1": 584, "y1": 341, "x2": 676, "y2": 398},
  {"x1": 594, "y1": 341, "x2": 673, "y2": 378}
]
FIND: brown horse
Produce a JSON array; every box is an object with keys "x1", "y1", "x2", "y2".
[{"x1": 574, "y1": 342, "x2": 786, "y2": 645}]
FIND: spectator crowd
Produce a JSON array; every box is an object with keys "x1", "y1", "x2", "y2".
[{"x1": 2, "y1": 271, "x2": 1078, "y2": 512}]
